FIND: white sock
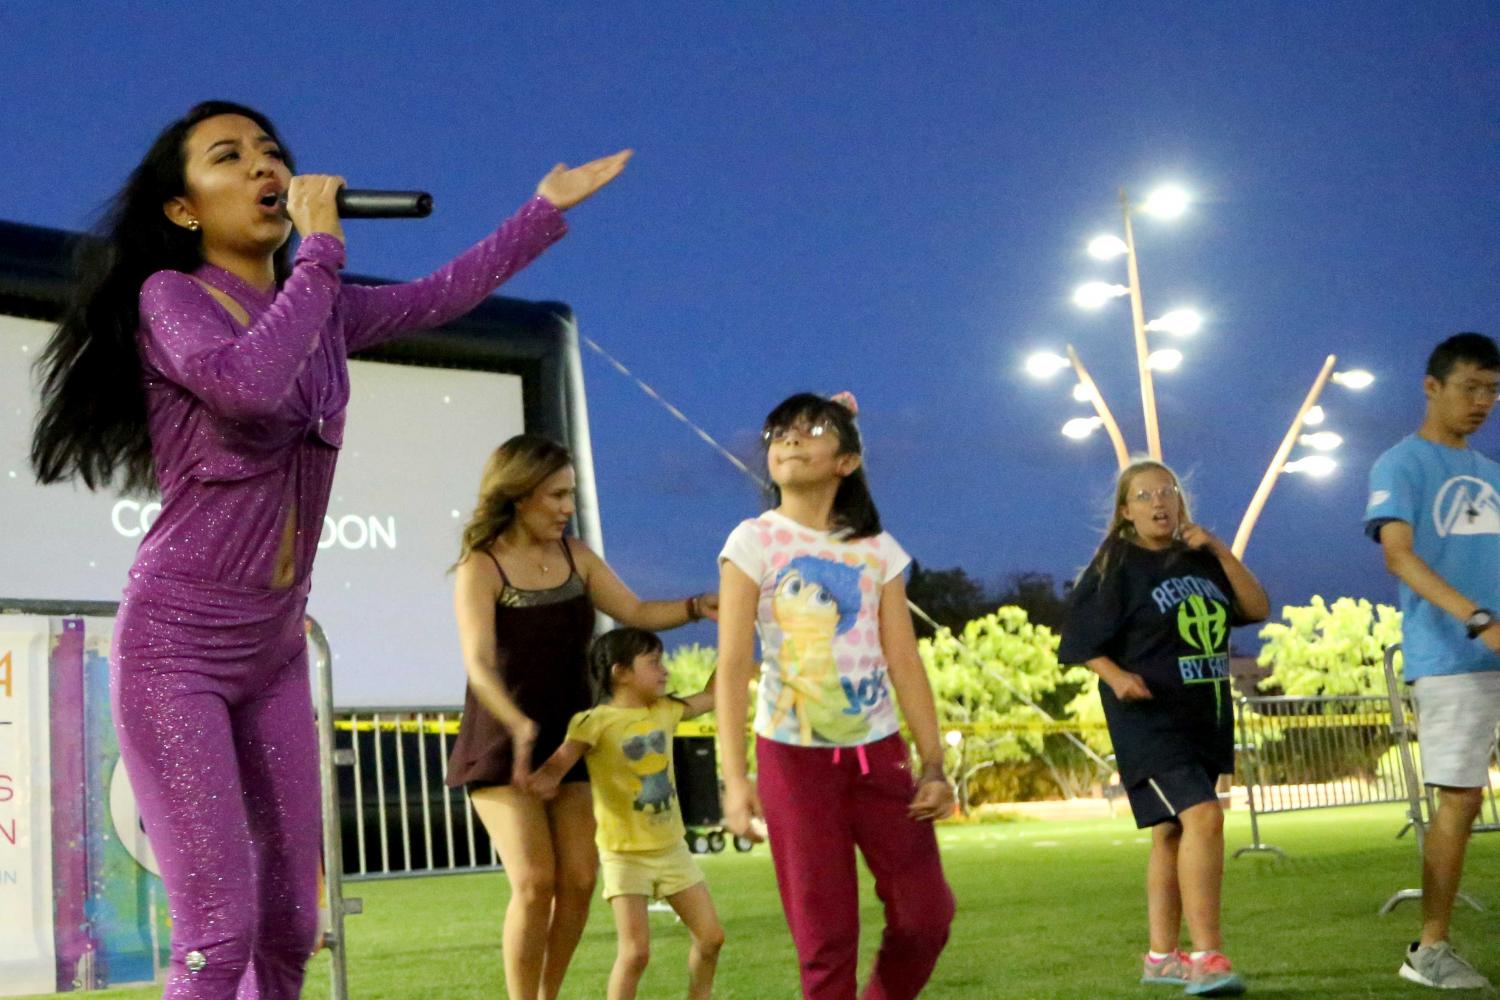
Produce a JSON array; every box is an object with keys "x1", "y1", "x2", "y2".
[
  {"x1": 1147, "y1": 950, "x2": 1175, "y2": 962},
  {"x1": 1190, "y1": 950, "x2": 1217, "y2": 961}
]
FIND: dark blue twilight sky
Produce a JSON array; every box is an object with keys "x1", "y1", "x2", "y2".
[{"x1": 3, "y1": 3, "x2": 1497, "y2": 649}]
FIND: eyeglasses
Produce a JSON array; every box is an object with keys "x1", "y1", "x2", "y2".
[
  {"x1": 1130, "y1": 484, "x2": 1180, "y2": 504},
  {"x1": 763, "y1": 421, "x2": 832, "y2": 444},
  {"x1": 1448, "y1": 381, "x2": 1500, "y2": 403}
]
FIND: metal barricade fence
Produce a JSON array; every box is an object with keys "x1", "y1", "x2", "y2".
[
  {"x1": 305, "y1": 619, "x2": 361, "y2": 1000},
  {"x1": 340, "y1": 674, "x2": 1500, "y2": 883},
  {"x1": 1234, "y1": 692, "x2": 1407, "y2": 859},
  {"x1": 1235, "y1": 644, "x2": 1498, "y2": 914},
  {"x1": 333, "y1": 707, "x2": 500, "y2": 879}
]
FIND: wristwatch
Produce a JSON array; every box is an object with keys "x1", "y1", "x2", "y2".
[{"x1": 1465, "y1": 608, "x2": 1495, "y2": 639}]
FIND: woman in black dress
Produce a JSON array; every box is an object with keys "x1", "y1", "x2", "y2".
[
  {"x1": 446, "y1": 434, "x2": 715, "y2": 1000},
  {"x1": 1059, "y1": 460, "x2": 1268, "y2": 996}
]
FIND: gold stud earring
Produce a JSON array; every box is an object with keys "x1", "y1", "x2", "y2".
[{"x1": 186, "y1": 219, "x2": 201, "y2": 232}]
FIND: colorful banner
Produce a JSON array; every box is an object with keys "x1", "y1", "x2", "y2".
[
  {"x1": 0, "y1": 615, "x2": 171, "y2": 995},
  {"x1": 0, "y1": 616, "x2": 57, "y2": 996}
]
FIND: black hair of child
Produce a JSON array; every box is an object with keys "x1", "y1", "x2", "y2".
[{"x1": 588, "y1": 626, "x2": 664, "y2": 700}]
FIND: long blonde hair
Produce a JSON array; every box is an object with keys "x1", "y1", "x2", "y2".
[
  {"x1": 1085, "y1": 458, "x2": 1193, "y2": 580},
  {"x1": 455, "y1": 434, "x2": 572, "y2": 564}
]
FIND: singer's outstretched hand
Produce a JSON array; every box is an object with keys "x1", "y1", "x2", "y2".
[{"x1": 536, "y1": 150, "x2": 632, "y2": 210}]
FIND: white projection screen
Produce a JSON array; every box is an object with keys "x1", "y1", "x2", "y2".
[{"x1": 2, "y1": 312, "x2": 565, "y2": 707}]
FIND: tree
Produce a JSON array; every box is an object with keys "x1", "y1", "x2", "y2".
[
  {"x1": 906, "y1": 561, "x2": 994, "y2": 638},
  {"x1": 994, "y1": 571, "x2": 1069, "y2": 631},
  {"x1": 907, "y1": 563, "x2": 1070, "y2": 637},
  {"x1": 920, "y1": 605, "x2": 1105, "y2": 805},
  {"x1": 1256, "y1": 596, "x2": 1403, "y2": 696}
]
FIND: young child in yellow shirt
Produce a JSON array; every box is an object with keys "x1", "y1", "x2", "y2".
[{"x1": 530, "y1": 627, "x2": 724, "y2": 1000}]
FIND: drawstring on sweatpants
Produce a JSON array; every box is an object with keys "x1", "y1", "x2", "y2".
[{"x1": 831, "y1": 745, "x2": 871, "y2": 775}]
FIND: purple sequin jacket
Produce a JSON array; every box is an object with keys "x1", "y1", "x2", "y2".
[{"x1": 129, "y1": 195, "x2": 566, "y2": 592}]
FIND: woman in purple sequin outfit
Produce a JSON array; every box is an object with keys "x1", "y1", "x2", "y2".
[{"x1": 31, "y1": 100, "x2": 628, "y2": 999}]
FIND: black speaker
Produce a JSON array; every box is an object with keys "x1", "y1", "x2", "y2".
[{"x1": 673, "y1": 736, "x2": 722, "y2": 826}]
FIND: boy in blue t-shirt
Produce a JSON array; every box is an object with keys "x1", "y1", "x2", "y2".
[{"x1": 1366, "y1": 332, "x2": 1500, "y2": 991}]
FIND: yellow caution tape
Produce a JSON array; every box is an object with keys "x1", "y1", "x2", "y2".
[{"x1": 329, "y1": 711, "x2": 1398, "y2": 738}]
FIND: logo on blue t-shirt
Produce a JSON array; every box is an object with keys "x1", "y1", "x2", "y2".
[{"x1": 1433, "y1": 476, "x2": 1500, "y2": 537}]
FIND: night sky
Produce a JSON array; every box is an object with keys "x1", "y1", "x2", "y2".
[{"x1": 4, "y1": 2, "x2": 1497, "y2": 650}]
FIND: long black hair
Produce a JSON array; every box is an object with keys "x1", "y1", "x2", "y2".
[
  {"x1": 762, "y1": 392, "x2": 882, "y2": 539},
  {"x1": 30, "y1": 100, "x2": 295, "y2": 494}
]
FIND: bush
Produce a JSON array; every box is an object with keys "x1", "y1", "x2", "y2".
[
  {"x1": 665, "y1": 643, "x2": 718, "y2": 697},
  {"x1": 1257, "y1": 596, "x2": 1402, "y2": 696}
]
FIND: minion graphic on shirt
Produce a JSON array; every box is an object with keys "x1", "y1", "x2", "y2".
[
  {"x1": 769, "y1": 556, "x2": 869, "y2": 745},
  {"x1": 621, "y1": 723, "x2": 674, "y2": 815}
]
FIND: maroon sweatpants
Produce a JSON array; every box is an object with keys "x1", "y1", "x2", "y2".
[{"x1": 756, "y1": 733, "x2": 955, "y2": 1000}]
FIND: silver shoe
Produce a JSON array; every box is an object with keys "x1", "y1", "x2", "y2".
[{"x1": 1399, "y1": 941, "x2": 1492, "y2": 990}]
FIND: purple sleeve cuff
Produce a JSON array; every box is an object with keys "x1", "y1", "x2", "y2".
[{"x1": 523, "y1": 193, "x2": 568, "y2": 239}]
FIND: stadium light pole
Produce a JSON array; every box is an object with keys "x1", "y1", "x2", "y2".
[
  {"x1": 1076, "y1": 185, "x2": 1195, "y2": 462},
  {"x1": 1066, "y1": 345, "x2": 1131, "y2": 470},
  {"x1": 1121, "y1": 187, "x2": 1162, "y2": 460},
  {"x1": 1231, "y1": 356, "x2": 1376, "y2": 557},
  {"x1": 1025, "y1": 348, "x2": 1132, "y2": 470}
]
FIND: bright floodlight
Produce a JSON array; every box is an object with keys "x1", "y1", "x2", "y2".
[
  {"x1": 1145, "y1": 308, "x2": 1203, "y2": 337},
  {"x1": 1141, "y1": 185, "x2": 1190, "y2": 219},
  {"x1": 1285, "y1": 455, "x2": 1337, "y2": 477},
  {"x1": 1025, "y1": 351, "x2": 1071, "y2": 379},
  {"x1": 1087, "y1": 234, "x2": 1128, "y2": 260},
  {"x1": 1298, "y1": 431, "x2": 1344, "y2": 451},
  {"x1": 1072, "y1": 382, "x2": 1094, "y2": 403},
  {"x1": 945, "y1": 730, "x2": 963, "y2": 748},
  {"x1": 1073, "y1": 281, "x2": 1130, "y2": 309},
  {"x1": 1303, "y1": 405, "x2": 1326, "y2": 426},
  {"x1": 1062, "y1": 416, "x2": 1104, "y2": 440},
  {"x1": 1333, "y1": 369, "x2": 1375, "y2": 390},
  {"x1": 1147, "y1": 348, "x2": 1184, "y2": 371}
]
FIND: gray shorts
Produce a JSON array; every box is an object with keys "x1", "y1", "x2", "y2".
[{"x1": 1413, "y1": 672, "x2": 1500, "y2": 788}]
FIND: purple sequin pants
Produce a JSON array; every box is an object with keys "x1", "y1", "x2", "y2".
[{"x1": 112, "y1": 575, "x2": 321, "y2": 1000}]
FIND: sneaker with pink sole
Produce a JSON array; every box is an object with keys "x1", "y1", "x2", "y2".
[{"x1": 1186, "y1": 951, "x2": 1246, "y2": 996}]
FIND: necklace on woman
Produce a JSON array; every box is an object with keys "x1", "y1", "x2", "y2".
[
  {"x1": 524, "y1": 543, "x2": 551, "y2": 576},
  {"x1": 499, "y1": 538, "x2": 550, "y2": 577}
]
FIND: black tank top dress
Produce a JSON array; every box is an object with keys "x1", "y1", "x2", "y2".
[{"x1": 446, "y1": 542, "x2": 595, "y2": 789}]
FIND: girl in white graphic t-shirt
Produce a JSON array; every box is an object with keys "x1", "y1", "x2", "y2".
[{"x1": 715, "y1": 391, "x2": 954, "y2": 1000}]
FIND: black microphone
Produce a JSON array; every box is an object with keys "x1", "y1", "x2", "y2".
[
  {"x1": 337, "y1": 189, "x2": 433, "y2": 218},
  {"x1": 276, "y1": 189, "x2": 433, "y2": 219}
]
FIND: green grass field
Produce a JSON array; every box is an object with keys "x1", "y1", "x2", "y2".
[{"x1": 22, "y1": 805, "x2": 1500, "y2": 999}]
